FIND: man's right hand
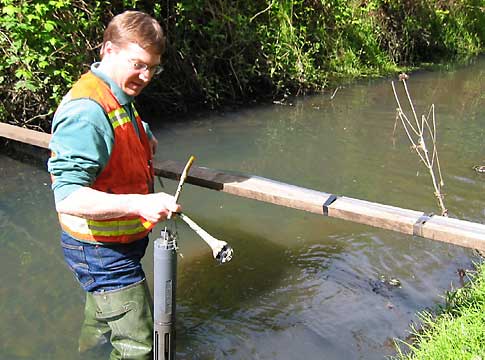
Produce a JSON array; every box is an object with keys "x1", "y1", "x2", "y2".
[{"x1": 135, "y1": 192, "x2": 182, "y2": 224}]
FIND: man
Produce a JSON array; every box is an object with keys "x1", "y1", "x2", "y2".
[{"x1": 48, "y1": 11, "x2": 180, "y2": 359}]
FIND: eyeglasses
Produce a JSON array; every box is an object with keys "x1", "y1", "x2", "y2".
[{"x1": 128, "y1": 59, "x2": 164, "y2": 75}]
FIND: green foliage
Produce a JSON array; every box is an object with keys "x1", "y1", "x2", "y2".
[
  {"x1": 255, "y1": 0, "x2": 322, "y2": 95},
  {"x1": 376, "y1": 0, "x2": 484, "y2": 64},
  {"x1": 0, "y1": 0, "x2": 484, "y2": 129},
  {"x1": 394, "y1": 262, "x2": 485, "y2": 359},
  {"x1": 126, "y1": 0, "x2": 485, "y2": 111},
  {"x1": 0, "y1": 0, "x2": 104, "y2": 129},
  {"x1": 157, "y1": 0, "x2": 269, "y2": 109}
]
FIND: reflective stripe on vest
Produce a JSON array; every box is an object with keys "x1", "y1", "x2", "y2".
[
  {"x1": 108, "y1": 108, "x2": 131, "y2": 129},
  {"x1": 59, "y1": 214, "x2": 147, "y2": 240}
]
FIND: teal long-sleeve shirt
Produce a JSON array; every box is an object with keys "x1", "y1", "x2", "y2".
[{"x1": 47, "y1": 63, "x2": 153, "y2": 204}]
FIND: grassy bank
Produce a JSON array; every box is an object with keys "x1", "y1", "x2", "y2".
[
  {"x1": 394, "y1": 261, "x2": 485, "y2": 360},
  {"x1": 1, "y1": 0, "x2": 484, "y2": 130}
]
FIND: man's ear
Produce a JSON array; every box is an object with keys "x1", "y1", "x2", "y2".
[{"x1": 101, "y1": 41, "x2": 116, "y2": 58}]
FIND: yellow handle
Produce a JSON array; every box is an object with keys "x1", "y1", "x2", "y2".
[
  {"x1": 173, "y1": 155, "x2": 196, "y2": 203},
  {"x1": 142, "y1": 155, "x2": 196, "y2": 227}
]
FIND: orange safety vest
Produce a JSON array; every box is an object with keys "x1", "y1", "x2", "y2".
[{"x1": 55, "y1": 71, "x2": 154, "y2": 243}]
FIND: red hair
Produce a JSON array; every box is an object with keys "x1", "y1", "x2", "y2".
[{"x1": 102, "y1": 11, "x2": 165, "y2": 56}]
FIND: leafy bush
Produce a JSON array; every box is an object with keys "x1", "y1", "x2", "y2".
[
  {"x1": 376, "y1": 0, "x2": 484, "y2": 64},
  {"x1": 0, "y1": 0, "x2": 483, "y2": 130},
  {"x1": 0, "y1": 0, "x2": 106, "y2": 130}
]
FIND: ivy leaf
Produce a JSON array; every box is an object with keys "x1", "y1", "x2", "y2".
[
  {"x1": 2, "y1": 5, "x2": 18, "y2": 16},
  {"x1": 44, "y1": 20, "x2": 56, "y2": 32},
  {"x1": 14, "y1": 80, "x2": 38, "y2": 92},
  {"x1": 15, "y1": 68, "x2": 32, "y2": 79}
]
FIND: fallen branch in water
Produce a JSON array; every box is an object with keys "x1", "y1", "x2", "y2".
[{"x1": 391, "y1": 73, "x2": 448, "y2": 217}]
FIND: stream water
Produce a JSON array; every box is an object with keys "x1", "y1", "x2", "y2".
[{"x1": 1, "y1": 56, "x2": 484, "y2": 359}]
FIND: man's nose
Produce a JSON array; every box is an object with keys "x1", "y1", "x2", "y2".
[{"x1": 139, "y1": 70, "x2": 152, "y2": 82}]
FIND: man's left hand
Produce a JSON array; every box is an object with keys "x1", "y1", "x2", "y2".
[{"x1": 149, "y1": 136, "x2": 158, "y2": 157}]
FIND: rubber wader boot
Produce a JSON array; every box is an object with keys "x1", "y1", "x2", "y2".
[
  {"x1": 79, "y1": 291, "x2": 111, "y2": 354},
  {"x1": 91, "y1": 280, "x2": 154, "y2": 360}
]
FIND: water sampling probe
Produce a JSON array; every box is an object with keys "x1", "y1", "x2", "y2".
[{"x1": 153, "y1": 156, "x2": 233, "y2": 360}]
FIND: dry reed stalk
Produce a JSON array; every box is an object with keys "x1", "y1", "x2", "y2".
[{"x1": 391, "y1": 73, "x2": 448, "y2": 217}]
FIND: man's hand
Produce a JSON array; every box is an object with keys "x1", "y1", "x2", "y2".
[
  {"x1": 135, "y1": 192, "x2": 181, "y2": 223},
  {"x1": 149, "y1": 136, "x2": 158, "y2": 157}
]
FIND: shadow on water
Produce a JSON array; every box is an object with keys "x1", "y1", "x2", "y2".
[
  {"x1": 172, "y1": 219, "x2": 351, "y2": 359},
  {"x1": 175, "y1": 222, "x2": 293, "y2": 331},
  {"x1": 177, "y1": 224, "x2": 290, "y2": 316}
]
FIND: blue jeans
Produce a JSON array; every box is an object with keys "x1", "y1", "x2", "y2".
[{"x1": 60, "y1": 231, "x2": 149, "y2": 293}]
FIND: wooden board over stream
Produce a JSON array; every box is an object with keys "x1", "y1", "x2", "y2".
[{"x1": 2, "y1": 122, "x2": 485, "y2": 251}]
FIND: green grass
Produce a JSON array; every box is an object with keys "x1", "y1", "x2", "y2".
[{"x1": 394, "y1": 262, "x2": 485, "y2": 360}]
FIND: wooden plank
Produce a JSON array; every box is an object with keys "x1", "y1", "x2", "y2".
[
  {"x1": 328, "y1": 196, "x2": 424, "y2": 235},
  {"x1": 156, "y1": 159, "x2": 485, "y2": 250},
  {"x1": 424, "y1": 216, "x2": 485, "y2": 251},
  {"x1": 0, "y1": 122, "x2": 51, "y2": 149},
  {"x1": 155, "y1": 159, "x2": 331, "y2": 214},
  {"x1": 2, "y1": 124, "x2": 485, "y2": 251}
]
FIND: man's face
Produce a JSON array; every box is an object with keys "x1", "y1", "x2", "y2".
[{"x1": 102, "y1": 41, "x2": 161, "y2": 97}]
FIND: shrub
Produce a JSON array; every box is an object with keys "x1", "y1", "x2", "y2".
[
  {"x1": 0, "y1": 0, "x2": 483, "y2": 130},
  {"x1": 0, "y1": 0, "x2": 106, "y2": 130}
]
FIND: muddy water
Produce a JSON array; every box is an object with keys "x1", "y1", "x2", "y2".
[{"x1": 1, "y1": 56, "x2": 484, "y2": 359}]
